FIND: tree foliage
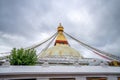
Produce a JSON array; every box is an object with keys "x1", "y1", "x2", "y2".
[{"x1": 9, "y1": 48, "x2": 37, "y2": 65}]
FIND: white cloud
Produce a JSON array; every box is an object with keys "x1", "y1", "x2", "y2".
[
  {"x1": 67, "y1": 9, "x2": 93, "y2": 25},
  {"x1": 0, "y1": 0, "x2": 120, "y2": 59},
  {"x1": 2, "y1": 34, "x2": 26, "y2": 41}
]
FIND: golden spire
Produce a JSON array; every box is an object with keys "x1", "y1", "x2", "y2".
[
  {"x1": 57, "y1": 23, "x2": 64, "y2": 32},
  {"x1": 55, "y1": 23, "x2": 69, "y2": 46}
]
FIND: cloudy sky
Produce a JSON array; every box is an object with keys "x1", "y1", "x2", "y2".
[{"x1": 0, "y1": 0, "x2": 120, "y2": 59}]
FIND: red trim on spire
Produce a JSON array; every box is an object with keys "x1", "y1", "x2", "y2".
[{"x1": 54, "y1": 40, "x2": 68, "y2": 45}]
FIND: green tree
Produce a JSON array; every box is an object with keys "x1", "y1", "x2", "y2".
[{"x1": 9, "y1": 48, "x2": 37, "y2": 65}]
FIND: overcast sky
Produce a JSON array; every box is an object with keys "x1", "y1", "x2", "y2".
[{"x1": 0, "y1": 0, "x2": 120, "y2": 59}]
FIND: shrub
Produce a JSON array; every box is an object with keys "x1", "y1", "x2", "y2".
[{"x1": 9, "y1": 48, "x2": 37, "y2": 65}]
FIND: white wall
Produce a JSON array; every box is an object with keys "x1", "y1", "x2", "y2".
[
  {"x1": 107, "y1": 76, "x2": 117, "y2": 80},
  {"x1": 76, "y1": 76, "x2": 86, "y2": 80},
  {"x1": 37, "y1": 78, "x2": 49, "y2": 80}
]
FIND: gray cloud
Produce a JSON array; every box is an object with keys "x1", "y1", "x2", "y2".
[{"x1": 0, "y1": 0, "x2": 120, "y2": 59}]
